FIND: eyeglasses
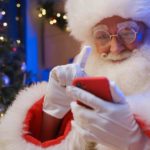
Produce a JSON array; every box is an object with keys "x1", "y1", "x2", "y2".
[{"x1": 93, "y1": 27, "x2": 138, "y2": 46}]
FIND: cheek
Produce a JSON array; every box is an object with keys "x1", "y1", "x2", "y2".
[
  {"x1": 126, "y1": 40, "x2": 143, "y2": 51},
  {"x1": 126, "y1": 44, "x2": 137, "y2": 51},
  {"x1": 94, "y1": 41, "x2": 109, "y2": 54}
]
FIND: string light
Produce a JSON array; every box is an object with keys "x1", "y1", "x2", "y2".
[
  {"x1": 2, "y1": 74, "x2": 10, "y2": 86},
  {"x1": 16, "y1": 3, "x2": 21, "y2": 8},
  {"x1": 38, "y1": 13, "x2": 42, "y2": 18},
  {"x1": 53, "y1": 19, "x2": 57, "y2": 24},
  {"x1": 49, "y1": 19, "x2": 57, "y2": 25},
  {"x1": 63, "y1": 15, "x2": 67, "y2": 20},
  {"x1": 16, "y1": 39, "x2": 21, "y2": 44},
  {"x1": 3, "y1": 22, "x2": 8, "y2": 27},
  {"x1": 37, "y1": 3, "x2": 68, "y2": 31},
  {"x1": 66, "y1": 26, "x2": 70, "y2": 32},
  {"x1": 41, "y1": 8, "x2": 46, "y2": 15},
  {"x1": 1, "y1": 11, "x2": 6, "y2": 15},
  {"x1": 0, "y1": 113, "x2": 4, "y2": 118},
  {"x1": 49, "y1": 20, "x2": 54, "y2": 25},
  {"x1": 21, "y1": 62, "x2": 26, "y2": 72},
  {"x1": 56, "y1": 13, "x2": 61, "y2": 17},
  {"x1": 38, "y1": 8, "x2": 47, "y2": 18},
  {"x1": 15, "y1": 16, "x2": 20, "y2": 21},
  {"x1": 0, "y1": 36, "x2": 4, "y2": 41}
]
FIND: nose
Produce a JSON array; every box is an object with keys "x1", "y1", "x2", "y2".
[{"x1": 109, "y1": 37, "x2": 125, "y2": 54}]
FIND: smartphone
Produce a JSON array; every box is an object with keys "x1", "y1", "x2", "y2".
[{"x1": 72, "y1": 77, "x2": 113, "y2": 109}]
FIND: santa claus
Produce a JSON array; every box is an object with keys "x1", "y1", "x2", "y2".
[{"x1": 1, "y1": 0, "x2": 150, "y2": 149}]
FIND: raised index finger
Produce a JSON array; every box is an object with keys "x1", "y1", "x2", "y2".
[{"x1": 75, "y1": 45, "x2": 92, "y2": 68}]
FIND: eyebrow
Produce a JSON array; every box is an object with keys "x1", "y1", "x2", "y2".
[
  {"x1": 117, "y1": 21, "x2": 139, "y2": 30},
  {"x1": 92, "y1": 24, "x2": 109, "y2": 32}
]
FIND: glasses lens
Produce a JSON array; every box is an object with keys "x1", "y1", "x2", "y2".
[
  {"x1": 93, "y1": 31, "x2": 111, "y2": 45},
  {"x1": 118, "y1": 28, "x2": 136, "y2": 44}
]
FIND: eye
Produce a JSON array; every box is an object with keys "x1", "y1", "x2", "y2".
[
  {"x1": 118, "y1": 28, "x2": 136, "y2": 44},
  {"x1": 94, "y1": 31, "x2": 110, "y2": 40}
]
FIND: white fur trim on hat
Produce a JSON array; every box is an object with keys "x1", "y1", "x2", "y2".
[{"x1": 65, "y1": 0, "x2": 150, "y2": 42}]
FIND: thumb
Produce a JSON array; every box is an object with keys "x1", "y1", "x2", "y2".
[{"x1": 109, "y1": 81, "x2": 126, "y2": 104}]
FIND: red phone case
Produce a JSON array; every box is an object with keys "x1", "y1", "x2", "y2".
[{"x1": 72, "y1": 77, "x2": 113, "y2": 109}]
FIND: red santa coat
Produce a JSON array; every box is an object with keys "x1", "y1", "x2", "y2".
[{"x1": 0, "y1": 82, "x2": 150, "y2": 150}]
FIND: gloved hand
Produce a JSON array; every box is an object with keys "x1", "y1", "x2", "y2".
[
  {"x1": 43, "y1": 64, "x2": 86, "y2": 119},
  {"x1": 43, "y1": 46, "x2": 92, "y2": 119},
  {"x1": 66, "y1": 81, "x2": 148, "y2": 150}
]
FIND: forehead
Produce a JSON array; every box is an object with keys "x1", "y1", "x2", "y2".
[
  {"x1": 97, "y1": 16, "x2": 130, "y2": 26},
  {"x1": 93, "y1": 16, "x2": 145, "y2": 32},
  {"x1": 93, "y1": 16, "x2": 130, "y2": 33}
]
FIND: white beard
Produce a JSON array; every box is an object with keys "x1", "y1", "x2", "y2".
[{"x1": 83, "y1": 44, "x2": 150, "y2": 96}]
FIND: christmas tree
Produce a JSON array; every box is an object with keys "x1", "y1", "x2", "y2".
[{"x1": 0, "y1": 0, "x2": 28, "y2": 116}]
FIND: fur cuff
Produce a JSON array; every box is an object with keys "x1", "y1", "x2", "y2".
[{"x1": 0, "y1": 82, "x2": 47, "y2": 150}]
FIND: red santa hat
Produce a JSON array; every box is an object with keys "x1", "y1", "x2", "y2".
[{"x1": 65, "y1": 0, "x2": 150, "y2": 42}]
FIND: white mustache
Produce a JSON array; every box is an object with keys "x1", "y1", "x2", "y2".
[{"x1": 100, "y1": 51, "x2": 132, "y2": 61}]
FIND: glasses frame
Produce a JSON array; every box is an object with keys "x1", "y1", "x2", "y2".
[{"x1": 93, "y1": 27, "x2": 138, "y2": 46}]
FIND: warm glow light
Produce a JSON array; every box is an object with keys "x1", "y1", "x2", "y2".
[
  {"x1": 66, "y1": 27, "x2": 70, "y2": 32},
  {"x1": 38, "y1": 13, "x2": 42, "y2": 18},
  {"x1": 16, "y1": 3, "x2": 21, "y2": 8},
  {"x1": 63, "y1": 15, "x2": 67, "y2": 20},
  {"x1": 3, "y1": 22, "x2": 8, "y2": 27},
  {"x1": 42, "y1": 9, "x2": 46, "y2": 15},
  {"x1": 49, "y1": 20, "x2": 54, "y2": 25},
  {"x1": 53, "y1": 19, "x2": 57, "y2": 24},
  {"x1": 0, "y1": 36, "x2": 4, "y2": 41},
  {"x1": 56, "y1": 13, "x2": 61, "y2": 17},
  {"x1": 0, "y1": 113, "x2": 4, "y2": 117}
]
